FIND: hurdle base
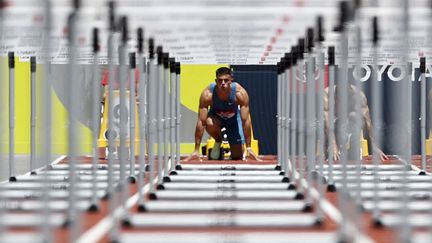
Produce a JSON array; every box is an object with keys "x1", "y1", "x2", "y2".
[
  {"x1": 288, "y1": 184, "x2": 296, "y2": 190},
  {"x1": 157, "y1": 184, "x2": 165, "y2": 190},
  {"x1": 62, "y1": 219, "x2": 71, "y2": 228},
  {"x1": 278, "y1": 171, "x2": 285, "y2": 176},
  {"x1": 88, "y1": 204, "x2": 99, "y2": 212},
  {"x1": 169, "y1": 171, "x2": 178, "y2": 175},
  {"x1": 337, "y1": 238, "x2": 349, "y2": 243},
  {"x1": 274, "y1": 165, "x2": 281, "y2": 170},
  {"x1": 30, "y1": 171, "x2": 37, "y2": 175},
  {"x1": 163, "y1": 176, "x2": 171, "y2": 182},
  {"x1": 302, "y1": 203, "x2": 313, "y2": 212},
  {"x1": 372, "y1": 218, "x2": 384, "y2": 228},
  {"x1": 419, "y1": 170, "x2": 427, "y2": 176},
  {"x1": 102, "y1": 193, "x2": 111, "y2": 200},
  {"x1": 127, "y1": 176, "x2": 137, "y2": 184},
  {"x1": 9, "y1": 176, "x2": 17, "y2": 182},
  {"x1": 295, "y1": 192, "x2": 304, "y2": 200},
  {"x1": 327, "y1": 184, "x2": 336, "y2": 192},
  {"x1": 145, "y1": 165, "x2": 150, "y2": 172},
  {"x1": 115, "y1": 184, "x2": 125, "y2": 192},
  {"x1": 314, "y1": 218, "x2": 323, "y2": 227},
  {"x1": 310, "y1": 170, "x2": 320, "y2": 180},
  {"x1": 109, "y1": 239, "x2": 119, "y2": 243},
  {"x1": 357, "y1": 203, "x2": 365, "y2": 212},
  {"x1": 175, "y1": 164, "x2": 182, "y2": 170},
  {"x1": 138, "y1": 204, "x2": 147, "y2": 212},
  {"x1": 282, "y1": 177, "x2": 290, "y2": 183},
  {"x1": 321, "y1": 176, "x2": 327, "y2": 184},
  {"x1": 149, "y1": 193, "x2": 157, "y2": 200},
  {"x1": 121, "y1": 218, "x2": 132, "y2": 227}
]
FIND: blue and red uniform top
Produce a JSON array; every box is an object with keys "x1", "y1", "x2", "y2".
[{"x1": 208, "y1": 82, "x2": 238, "y2": 120}]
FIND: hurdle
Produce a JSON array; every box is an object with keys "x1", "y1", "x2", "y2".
[
  {"x1": 149, "y1": 190, "x2": 298, "y2": 200},
  {"x1": 137, "y1": 26, "x2": 147, "y2": 211},
  {"x1": 146, "y1": 38, "x2": 157, "y2": 197},
  {"x1": 305, "y1": 27, "x2": 317, "y2": 211},
  {"x1": 170, "y1": 170, "x2": 282, "y2": 176},
  {"x1": 128, "y1": 52, "x2": 137, "y2": 183},
  {"x1": 105, "y1": 2, "x2": 120, "y2": 241},
  {"x1": 106, "y1": 0, "x2": 117, "y2": 201},
  {"x1": 30, "y1": 56, "x2": 37, "y2": 175},
  {"x1": 276, "y1": 59, "x2": 282, "y2": 171},
  {"x1": 159, "y1": 182, "x2": 295, "y2": 191},
  {"x1": 120, "y1": 232, "x2": 338, "y2": 243},
  {"x1": 90, "y1": 27, "x2": 101, "y2": 211},
  {"x1": 289, "y1": 45, "x2": 298, "y2": 190},
  {"x1": 420, "y1": 56, "x2": 427, "y2": 174},
  {"x1": 333, "y1": 2, "x2": 358, "y2": 241},
  {"x1": 326, "y1": 45, "x2": 336, "y2": 192},
  {"x1": 296, "y1": 37, "x2": 306, "y2": 200},
  {"x1": 8, "y1": 52, "x2": 16, "y2": 182},
  {"x1": 280, "y1": 54, "x2": 290, "y2": 178},
  {"x1": 38, "y1": 1, "x2": 54, "y2": 240},
  {"x1": 65, "y1": 3, "x2": 81, "y2": 241},
  {"x1": 0, "y1": 213, "x2": 66, "y2": 228},
  {"x1": 156, "y1": 46, "x2": 165, "y2": 185},
  {"x1": 394, "y1": 3, "x2": 412, "y2": 241},
  {"x1": 115, "y1": 15, "x2": 133, "y2": 230},
  {"x1": 162, "y1": 52, "x2": 171, "y2": 181},
  {"x1": 0, "y1": 232, "x2": 46, "y2": 243},
  {"x1": 163, "y1": 175, "x2": 287, "y2": 183},
  {"x1": 175, "y1": 62, "x2": 181, "y2": 168},
  {"x1": 176, "y1": 164, "x2": 280, "y2": 171},
  {"x1": 314, "y1": 15, "x2": 326, "y2": 224},
  {"x1": 169, "y1": 58, "x2": 176, "y2": 172},
  {"x1": 128, "y1": 213, "x2": 323, "y2": 228}
]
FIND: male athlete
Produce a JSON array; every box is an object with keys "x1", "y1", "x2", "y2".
[
  {"x1": 324, "y1": 84, "x2": 388, "y2": 161},
  {"x1": 185, "y1": 67, "x2": 260, "y2": 161}
]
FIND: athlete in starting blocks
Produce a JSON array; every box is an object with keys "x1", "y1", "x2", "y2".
[{"x1": 184, "y1": 67, "x2": 260, "y2": 161}]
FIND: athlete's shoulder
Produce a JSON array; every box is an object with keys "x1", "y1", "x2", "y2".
[
  {"x1": 234, "y1": 83, "x2": 249, "y2": 105},
  {"x1": 201, "y1": 86, "x2": 213, "y2": 98},
  {"x1": 198, "y1": 86, "x2": 212, "y2": 104},
  {"x1": 233, "y1": 82, "x2": 247, "y2": 94}
]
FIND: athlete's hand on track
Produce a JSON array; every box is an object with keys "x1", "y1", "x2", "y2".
[
  {"x1": 244, "y1": 147, "x2": 262, "y2": 161},
  {"x1": 183, "y1": 150, "x2": 202, "y2": 162}
]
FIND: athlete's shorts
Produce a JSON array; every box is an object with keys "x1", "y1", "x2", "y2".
[{"x1": 209, "y1": 112, "x2": 245, "y2": 145}]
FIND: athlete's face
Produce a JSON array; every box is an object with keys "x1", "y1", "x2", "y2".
[{"x1": 215, "y1": 74, "x2": 233, "y2": 90}]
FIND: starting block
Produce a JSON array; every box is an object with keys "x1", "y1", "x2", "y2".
[
  {"x1": 98, "y1": 90, "x2": 140, "y2": 157},
  {"x1": 344, "y1": 131, "x2": 369, "y2": 157},
  {"x1": 360, "y1": 132, "x2": 369, "y2": 157},
  {"x1": 202, "y1": 116, "x2": 259, "y2": 159},
  {"x1": 426, "y1": 131, "x2": 432, "y2": 155}
]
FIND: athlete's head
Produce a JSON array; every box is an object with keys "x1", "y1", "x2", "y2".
[{"x1": 215, "y1": 67, "x2": 233, "y2": 90}]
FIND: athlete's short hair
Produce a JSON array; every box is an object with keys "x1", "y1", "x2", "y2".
[{"x1": 216, "y1": 67, "x2": 232, "y2": 77}]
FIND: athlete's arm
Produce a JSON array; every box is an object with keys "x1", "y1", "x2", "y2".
[
  {"x1": 236, "y1": 85, "x2": 260, "y2": 161},
  {"x1": 361, "y1": 92, "x2": 388, "y2": 161},
  {"x1": 324, "y1": 87, "x2": 340, "y2": 160}
]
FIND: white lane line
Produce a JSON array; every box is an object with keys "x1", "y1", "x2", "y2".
[
  {"x1": 410, "y1": 164, "x2": 431, "y2": 175},
  {"x1": 77, "y1": 160, "x2": 163, "y2": 243},
  {"x1": 288, "y1": 160, "x2": 374, "y2": 243},
  {"x1": 394, "y1": 155, "x2": 431, "y2": 175}
]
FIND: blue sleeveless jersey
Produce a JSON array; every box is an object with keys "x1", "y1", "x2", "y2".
[{"x1": 209, "y1": 82, "x2": 238, "y2": 119}]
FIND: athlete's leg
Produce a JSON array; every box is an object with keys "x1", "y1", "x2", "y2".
[
  {"x1": 230, "y1": 144, "x2": 243, "y2": 160},
  {"x1": 206, "y1": 115, "x2": 224, "y2": 159},
  {"x1": 225, "y1": 114, "x2": 245, "y2": 160},
  {"x1": 205, "y1": 115, "x2": 222, "y2": 142}
]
